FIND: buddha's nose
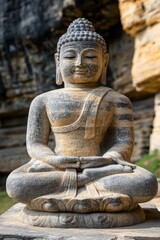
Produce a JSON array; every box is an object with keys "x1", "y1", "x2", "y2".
[{"x1": 75, "y1": 55, "x2": 83, "y2": 67}]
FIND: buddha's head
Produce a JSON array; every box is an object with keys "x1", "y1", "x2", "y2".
[{"x1": 55, "y1": 18, "x2": 109, "y2": 86}]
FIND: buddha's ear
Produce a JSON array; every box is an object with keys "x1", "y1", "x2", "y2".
[
  {"x1": 99, "y1": 53, "x2": 109, "y2": 86},
  {"x1": 105, "y1": 53, "x2": 109, "y2": 67},
  {"x1": 54, "y1": 53, "x2": 63, "y2": 85},
  {"x1": 54, "y1": 53, "x2": 59, "y2": 67}
]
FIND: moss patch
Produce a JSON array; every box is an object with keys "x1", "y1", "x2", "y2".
[
  {"x1": 137, "y1": 151, "x2": 160, "y2": 178},
  {"x1": 0, "y1": 191, "x2": 15, "y2": 214}
]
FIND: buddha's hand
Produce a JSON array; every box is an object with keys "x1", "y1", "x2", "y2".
[
  {"x1": 78, "y1": 164, "x2": 133, "y2": 186},
  {"x1": 111, "y1": 158, "x2": 136, "y2": 170},
  {"x1": 80, "y1": 156, "x2": 113, "y2": 169},
  {"x1": 47, "y1": 156, "x2": 80, "y2": 169}
]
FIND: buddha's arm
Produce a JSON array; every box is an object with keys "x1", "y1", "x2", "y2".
[
  {"x1": 27, "y1": 95, "x2": 80, "y2": 169},
  {"x1": 26, "y1": 95, "x2": 55, "y2": 162},
  {"x1": 103, "y1": 95, "x2": 134, "y2": 163}
]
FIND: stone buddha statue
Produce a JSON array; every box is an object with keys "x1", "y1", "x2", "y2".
[{"x1": 6, "y1": 18, "x2": 158, "y2": 228}]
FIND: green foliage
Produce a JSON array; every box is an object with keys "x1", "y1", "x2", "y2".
[
  {"x1": 137, "y1": 151, "x2": 160, "y2": 178},
  {"x1": 0, "y1": 191, "x2": 15, "y2": 214}
]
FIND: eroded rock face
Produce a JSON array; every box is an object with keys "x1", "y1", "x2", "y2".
[
  {"x1": 132, "y1": 23, "x2": 160, "y2": 93},
  {"x1": 0, "y1": 39, "x2": 57, "y2": 172},
  {"x1": 0, "y1": 122, "x2": 29, "y2": 173},
  {"x1": 119, "y1": 0, "x2": 160, "y2": 94},
  {"x1": 109, "y1": 32, "x2": 135, "y2": 98},
  {"x1": 119, "y1": 0, "x2": 160, "y2": 155},
  {"x1": 119, "y1": 0, "x2": 160, "y2": 36},
  {"x1": 150, "y1": 93, "x2": 160, "y2": 151},
  {"x1": 132, "y1": 98, "x2": 154, "y2": 162}
]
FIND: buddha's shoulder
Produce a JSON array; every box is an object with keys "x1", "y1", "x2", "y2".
[
  {"x1": 30, "y1": 89, "x2": 63, "y2": 106},
  {"x1": 32, "y1": 89, "x2": 64, "y2": 101},
  {"x1": 102, "y1": 87, "x2": 132, "y2": 107},
  {"x1": 103, "y1": 87, "x2": 130, "y2": 102}
]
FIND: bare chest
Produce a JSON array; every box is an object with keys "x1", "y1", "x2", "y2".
[
  {"x1": 46, "y1": 91, "x2": 88, "y2": 127},
  {"x1": 46, "y1": 90, "x2": 113, "y2": 128}
]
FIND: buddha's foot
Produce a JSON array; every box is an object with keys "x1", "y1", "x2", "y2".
[
  {"x1": 101, "y1": 193, "x2": 137, "y2": 212},
  {"x1": 68, "y1": 193, "x2": 137, "y2": 213},
  {"x1": 29, "y1": 198, "x2": 67, "y2": 212},
  {"x1": 28, "y1": 193, "x2": 137, "y2": 213}
]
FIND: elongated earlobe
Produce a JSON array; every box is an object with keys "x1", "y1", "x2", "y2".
[
  {"x1": 55, "y1": 53, "x2": 63, "y2": 85},
  {"x1": 56, "y1": 69, "x2": 63, "y2": 85},
  {"x1": 100, "y1": 65, "x2": 107, "y2": 85},
  {"x1": 99, "y1": 53, "x2": 109, "y2": 86}
]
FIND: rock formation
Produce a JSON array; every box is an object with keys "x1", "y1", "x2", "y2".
[
  {"x1": 132, "y1": 98, "x2": 154, "y2": 161},
  {"x1": 119, "y1": 0, "x2": 160, "y2": 158},
  {"x1": 150, "y1": 93, "x2": 160, "y2": 151}
]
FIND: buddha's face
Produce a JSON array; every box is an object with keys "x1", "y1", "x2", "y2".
[{"x1": 58, "y1": 42, "x2": 104, "y2": 85}]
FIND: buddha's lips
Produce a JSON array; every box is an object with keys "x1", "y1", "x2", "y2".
[{"x1": 75, "y1": 70, "x2": 87, "y2": 74}]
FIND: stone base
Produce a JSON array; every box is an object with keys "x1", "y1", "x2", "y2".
[
  {"x1": 0, "y1": 203, "x2": 160, "y2": 239},
  {"x1": 21, "y1": 205, "x2": 145, "y2": 228}
]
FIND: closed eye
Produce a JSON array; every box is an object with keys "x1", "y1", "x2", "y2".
[
  {"x1": 64, "y1": 56, "x2": 75, "y2": 59},
  {"x1": 85, "y1": 56, "x2": 97, "y2": 59}
]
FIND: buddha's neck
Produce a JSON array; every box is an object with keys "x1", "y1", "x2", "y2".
[{"x1": 64, "y1": 82, "x2": 98, "y2": 89}]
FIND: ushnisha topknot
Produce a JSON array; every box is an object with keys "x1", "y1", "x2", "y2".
[{"x1": 57, "y1": 18, "x2": 107, "y2": 60}]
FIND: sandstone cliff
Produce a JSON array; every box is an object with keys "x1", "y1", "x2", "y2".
[{"x1": 119, "y1": 0, "x2": 160, "y2": 153}]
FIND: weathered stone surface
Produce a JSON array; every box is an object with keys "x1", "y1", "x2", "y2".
[
  {"x1": 109, "y1": 30, "x2": 153, "y2": 100},
  {"x1": 0, "y1": 118, "x2": 29, "y2": 172},
  {"x1": 0, "y1": 122, "x2": 54, "y2": 172},
  {"x1": 0, "y1": 203, "x2": 160, "y2": 239},
  {"x1": 132, "y1": 23, "x2": 160, "y2": 93},
  {"x1": 109, "y1": 32, "x2": 135, "y2": 97},
  {"x1": 0, "y1": 146, "x2": 29, "y2": 173},
  {"x1": 119, "y1": 0, "x2": 160, "y2": 36},
  {"x1": 132, "y1": 97, "x2": 154, "y2": 161},
  {"x1": 0, "y1": 0, "x2": 120, "y2": 44},
  {"x1": 119, "y1": 0, "x2": 160, "y2": 156},
  {"x1": 150, "y1": 93, "x2": 160, "y2": 151}
]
